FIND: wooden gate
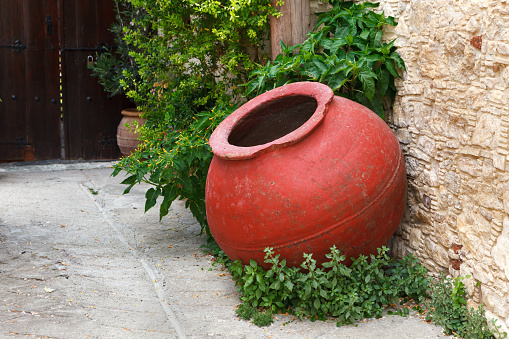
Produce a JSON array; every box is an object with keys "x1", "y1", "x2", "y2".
[{"x1": 0, "y1": 0, "x2": 130, "y2": 162}]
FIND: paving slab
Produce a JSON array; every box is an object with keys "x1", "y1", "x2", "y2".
[{"x1": 0, "y1": 161, "x2": 455, "y2": 338}]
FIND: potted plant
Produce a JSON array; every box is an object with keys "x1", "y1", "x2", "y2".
[{"x1": 88, "y1": 0, "x2": 146, "y2": 156}]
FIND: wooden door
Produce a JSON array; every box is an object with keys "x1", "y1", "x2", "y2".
[
  {"x1": 0, "y1": 0, "x2": 61, "y2": 161},
  {"x1": 60, "y1": 0, "x2": 131, "y2": 160},
  {"x1": 0, "y1": 0, "x2": 130, "y2": 162}
]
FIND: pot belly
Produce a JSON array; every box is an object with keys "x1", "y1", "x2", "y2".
[{"x1": 206, "y1": 89, "x2": 406, "y2": 269}]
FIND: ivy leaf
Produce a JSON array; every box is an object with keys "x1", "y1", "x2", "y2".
[
  {"x1": 335, "y1": 26, "x2": 350, "y2": 39},
  {"x1": 359, "y1": 29, "x2": 370, "y2": 40},
  {"x1": 145, "y1": 187, "x2": 161, "y2": 212},
  {"x1": 390, "y1": 52, "x2": 406, "y2": 71},
  {"x1": 374, "y1": 30, "x2": 383, "y2": 46},
  {"x1": 359, "y1": 68, "x2": 377, "y2": 101},
  {"x1": 111, "y1": 167, "x2": 122, "y2": 177},
  {"x1": 372, "y1": 95, "x2": 384, "y2": 120},
  {"x1": 304, "y1": 59, "x2": 327, "y2": 79},
  {"x1": 385, "y1": 59, "x2": 399, "y2": 77},
  {"x1": 328, "y1": 73, "x2": 348, "y2": 91},
  {"x1": 284, "y1": 280, "x2": 294, "y2": 291},
  {"x1": 120, "y1": 174, "x2": 137, "y2": 185},
  {"x1": 377, "y1": 69, "x2": 390, "y2": 97},
  {"x1": 160, "y1": 185, "x2": 178, "y2": 220}
]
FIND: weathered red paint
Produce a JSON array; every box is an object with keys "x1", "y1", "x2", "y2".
[{"x1": 206, "y1": 82, "x2": 406, "y2": 269}]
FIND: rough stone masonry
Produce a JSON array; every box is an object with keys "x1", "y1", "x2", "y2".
[{"x1": 365, "y1": 0, "x2": 509, "y2": 331}]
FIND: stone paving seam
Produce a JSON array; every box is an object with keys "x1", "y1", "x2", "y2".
[{"x1": 78, "y1": 175, "x2": 187, "y2": 339}]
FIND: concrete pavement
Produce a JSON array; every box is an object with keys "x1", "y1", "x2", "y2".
[{"x1": 0, "y1": 161, "x2": 455, "y2": 338}]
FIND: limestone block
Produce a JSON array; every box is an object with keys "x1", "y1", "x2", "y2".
[
  {"x1": 408, "y1": 148, "x2": 431, "y2": 163},
  {"x1": 489, "y1": 90, "x2": 505, "y2": 105},
  {"x1": 435, "y1": 222, "x2": 453, "y2": 248},
  {"x1": 473, "y1": 264, "x2": 492, "y2": 285},
  {"x1": 417, "y1": 135, "x2": 436, "y2": 157},
  {"x1": 457, "y1": 210, "x2": 491, "y2": 256},
  {"x1": 480, "y1": 207, "x2": 493, "y2": 222},
  {"x1": 432, "y1": 243, "x2": 450, "y2": 268},
  {"x1": 481, "y1": 158, "x2": 495, "y2": 178},
  {"x1": 470, "y1": 113, "x2": 501, "y2": 148},
  {"x1": 445, "y1": 140, "x2": 460, "y2": 149},
  {"x1": 482, "y1": 286, "x2": 509, "y2": 320},
  {"x1": 477, "y1": 183, "x2": 504, "y2": 210},
  {"x1": 444, "y1": 171, "x2": 461, "y2": 195},
  {"x1": 408, "y1": 228, "x2": 422, "y2": 250},
  {"x1": 416, "y1": 207, "x2": 432, "y2": 224},
  {"x1": 405, "y1": 156, "x2": 422, "y2": 178},
  {"x1": 503, "y1": 183, "x2": 509, "y2": 214},
  {"x1": 418, "y1": 45, "x2": 448, "y2": 78},
  {"x1": 420, "y1": 167, "x2": 440, "y2": 187},
  {"x1": 503, "y1": 66, "x2": 509, "y2": 84},
  {"x1": 395, "y1": 129, "x2": 412, "y2": 145},
  {"x1": 494, "y1": 153, "x2": 506, "y2": 170},
  {"x1": 458, "y1": 156, "x2": 480, "y2": 176},
  {"x1": 492, "y1": 217, "x2": 509, "y2": 280},
  {"x1": 459, "y1": 264, "x2": 476, "y2": 297}
]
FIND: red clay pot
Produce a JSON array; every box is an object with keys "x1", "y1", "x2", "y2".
[
  {"x1": 206, "y1": 82, "x2": 406, "y2": 269},
  {"x1": 117, "y1": 108, "x2": 146, "y2": 156}
]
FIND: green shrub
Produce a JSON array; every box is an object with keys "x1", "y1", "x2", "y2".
[
  {"x1": 253, "y1": 311, "x2": 274, "y2": 327},
  {"x1": 427, "y1": 274, "x2": 507, "y2": 339},
  {"x1": 244, "y1": 0, "x2": 405, "y2": 119},
  {"x1": 110, "y1": 0, "x2": 281, "y2": 234},
  {"x1": 227, "y1": 247, "x2": 506, "y2": 336},
  {"x1": 235, "y1": 303, "x2": 256, "y2": 320},
  {"x1": 229, "y1": 246, "x2": 430, "y2": 326}
]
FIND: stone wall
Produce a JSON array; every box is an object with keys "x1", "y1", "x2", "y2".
[
  {"x1": 309, "y1": 0, "x2": 509, "y2": 329},
  {"x1": 371, "y1": 0, "x2": 509, "y2": 330}
]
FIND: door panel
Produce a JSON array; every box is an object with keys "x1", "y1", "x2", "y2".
[
  {"x1": 24, "y1": 0, "x2": 61, "y2": 160},
  {"x1": 61, "y1": 0, "x2": 130, "y2": 160},
  {"x1": 0, "y1": 1, "x2": 27, "y2": 161}
]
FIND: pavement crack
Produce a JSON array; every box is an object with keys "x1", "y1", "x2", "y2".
[{"x1": 79, "y1": 178, "x2": 187, "y2": 339}]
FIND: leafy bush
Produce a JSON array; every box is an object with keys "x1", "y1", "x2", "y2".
[
  {"x1": 228, "y1": 247, "x2": 506, "y2": 336},
  {"x1": 244, "y1": 0, "x2": 405, "y2": 119},
  {"x1": 230, "y1": 246, "x2": 430, "y2": 326},
  {"x1": 235, "y1": 303, "x2": 256, "y2": 320},
  {"x1": 427, "y1": 274, "x2": 507, "y2": 339},
  {"x1": 253, "y1": 311, "x2": 274, "y2": 327},
  {"x1": 110, "y1": 0, "x2": 281, "y2": 233}
]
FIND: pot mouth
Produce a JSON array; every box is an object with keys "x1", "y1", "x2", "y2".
[
  {"x1": 121, "y1": 108, "x2": 143, "y2": 117},
  {"x1": 209, "y1": 82, "x2": 334, "y2": 160}
]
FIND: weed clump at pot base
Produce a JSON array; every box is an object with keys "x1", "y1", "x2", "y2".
[{"x1": 214, "y1": 245, "x2": 506, "y2": 337}]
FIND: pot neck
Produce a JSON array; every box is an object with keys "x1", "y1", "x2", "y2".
[{"x1": 209, "y1": 82, "x2": 334, "y2": 160}]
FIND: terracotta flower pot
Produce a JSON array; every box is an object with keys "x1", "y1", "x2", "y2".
[
  {"x1": 116, "y1": 108, "x2": 146, "y2": 156},
  {"x1": 206, "y1": 82, "x2": 406, "y2": 269}
]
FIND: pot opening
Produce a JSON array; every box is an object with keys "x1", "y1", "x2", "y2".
[{"x1": 228, "y1": 95, "x2": 318, "y2": 147}]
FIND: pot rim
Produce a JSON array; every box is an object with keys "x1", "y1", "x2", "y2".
[
  {"x1": 209, "y1": 82, "x2": 334, "y2": 160},
  {"x1": 121, "y1": 108, "x2": 143, "y2": 117}
]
